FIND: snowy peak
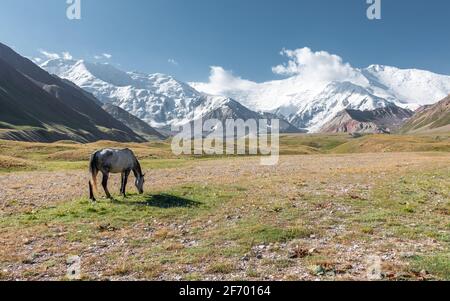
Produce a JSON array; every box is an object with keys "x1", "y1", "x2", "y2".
[
  {"x1": 361, "y1": 64, "x2": 450, "y2": 108},
  {"x1": 276, "y1": 81, "x2": 393, "y2": 132},
  {"x1": 42, "y1": 59, "x2": 133, "y2": 87},
  {"x1": 40, "y1": 58, "x2": 290, "y2": 131}
]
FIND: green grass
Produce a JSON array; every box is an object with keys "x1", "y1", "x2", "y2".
[
  {"x1": 0, "y1": 185, "x2": 235, "y2": 230},
  {"x1": 279, "y1": 133, "x2": 351, "y2": 152},
  {"x1": 409, "y1": 253, "x2": 450, "y2": 280},
  {"x1": 332, "y1": 134, "x2": 450, "y2": 153},
  {"x1": 1, "y1": 133, "x2": 449, "y2": 173}
]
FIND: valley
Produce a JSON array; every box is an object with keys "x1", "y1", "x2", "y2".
[{"x1": 0, "y1": 135, "x2": 449, "y2": 280}]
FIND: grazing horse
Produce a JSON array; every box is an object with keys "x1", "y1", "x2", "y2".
[{"x1": 88, "y1": 148, "x2": 145, "y2": 201}]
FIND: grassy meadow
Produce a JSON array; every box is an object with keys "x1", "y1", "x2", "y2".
[{"x1": 0, "y1": 133, "x2": 449, "y2": 280}]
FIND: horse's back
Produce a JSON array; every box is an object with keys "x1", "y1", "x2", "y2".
[{"x1": 98, "y1": 148, "x2": 136, "y2": 173}]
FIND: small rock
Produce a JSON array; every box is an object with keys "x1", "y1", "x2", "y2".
[
  {"x1": 308, "y1": 248, "x2": 317, "y2": 255},
  {"x1": 289, "y1": 246, "x2": 309, "y2": 259},
  {"x1": 241, "y1": 255, "x2": 250, "y2": 262}
]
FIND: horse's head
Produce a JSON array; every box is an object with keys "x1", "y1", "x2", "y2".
[{"x1": 135, "y1": 174, "x2": 145, "y2": 194}]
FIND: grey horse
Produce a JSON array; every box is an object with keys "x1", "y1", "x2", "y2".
[{"x1": 88, "y1": 148, "x2": 145, "y2": 201}]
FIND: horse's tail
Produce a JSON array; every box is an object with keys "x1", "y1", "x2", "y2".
[{"x1": 89, "y1": 151, "x2": 99, "y2": 195}]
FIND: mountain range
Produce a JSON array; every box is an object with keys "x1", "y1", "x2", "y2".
[
  {"x1": 1, "y1": 41, "x2": 449, "y2": 143},
  {"x1": 192, "y1": 65, "x2": 450, "y2": 132},
  {"x1": 41, "y1": 56, "x2": 450, "y2": 134},
  {"x1": 40, "y1": 58, "x2": 301, "y2": 134}
]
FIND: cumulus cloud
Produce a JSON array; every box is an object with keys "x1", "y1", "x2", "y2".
[
  {"x1": 190, "y1": 66, "x2": 257, "y2": 96},
  {"x1": 192, "y1": 47, "x2": 369, "y2": 98},
  {"x1": 272, "y1": 47, "x2": 368, "y2": 85}
]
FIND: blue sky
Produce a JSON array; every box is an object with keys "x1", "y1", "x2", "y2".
[{"x1": 0, "y1": 0, "x2": 449, "y2": 82}]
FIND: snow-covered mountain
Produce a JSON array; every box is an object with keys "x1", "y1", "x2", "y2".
[
  {"x1": 41, "y1": 59, "x2": 212, "y2": 128},
  {"x1": 40, "y1": 59, "x2": 301, "y2": 132},
  {"x1": 191, "y1": 65, "x2": 450, "y2": 132},
  {"x1": 41, "y1": 57, "x2": 450, "y2": 133}
]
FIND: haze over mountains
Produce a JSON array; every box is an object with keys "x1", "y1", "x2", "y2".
[{"x1": 40, "y1": 48, "x2": 450, "y2": 134}]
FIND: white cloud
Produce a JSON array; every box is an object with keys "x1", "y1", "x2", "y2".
[
  {"x1": 62, "y1": 51, "x2": 73, "y2": 60},
  {"x1": 94, "y1": 53, "x2": 113, "y2": 60},
  {"x1": 39, "y1": 50, "x2": 60, "y2": 60},
  {"x1": 168, "y1": 58, "x2": 179, "y2": 66},
  {"x1": 191, "y1": 47, "x2": 373, "y2": 111},
  {"x1": 38, "y1": 50, "x2": 75, "y2": 61},
  {"x1": 272, "y1": 47, "x2": 368, "y2": 85},
  {"x1": 191, "y1": 66, "x2": 257, "y2": 96}
]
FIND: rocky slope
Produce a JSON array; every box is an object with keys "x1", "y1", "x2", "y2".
[
  {"x1": 102, "y1": 104, "x2": 166, "y2": 140},
  {"x1": 321, "y1": 105, "x2": 413, "y2": 134},
  {"x1": 400, "y1": 96, "x2": 450, "y2": 133}
]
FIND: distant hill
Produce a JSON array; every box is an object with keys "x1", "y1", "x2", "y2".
[
  {"x1": 102, "y1": 104, "x2": 166, "y2": 140},
  {"x1": 331, "y1": 134, "x2": 450, "y2": 154},
  {"x1": 0, "y1": 42, "x2": 144, "y2": 143},
  {"x1": 400, "y1": 96, "x2": 450, "y2": 134},
  {"x1": 321, "y1": 105, "x2": 413, "y2": 134}
]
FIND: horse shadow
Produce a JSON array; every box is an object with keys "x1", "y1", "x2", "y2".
[{"x1": 120, "y1": 193, "x2": 201, "y2": 209}]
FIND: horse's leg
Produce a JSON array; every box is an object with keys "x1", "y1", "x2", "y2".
[
  {"x1": 120, "y1": 172, "x2": 125, "y2": 196},
  {"x1": 102, "y1": 172, "x2": 112, "y2": 199},
  {"x1": 89, "y1": 181, "x2": 96, "y2": 202},
  {"x1": 122, "y1": 170, "x2": 131, "y2": 198}
]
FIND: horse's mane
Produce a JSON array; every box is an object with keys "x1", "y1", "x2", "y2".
[{"x1": 133, "y1": 157, "x2": 143, "y2": 177}]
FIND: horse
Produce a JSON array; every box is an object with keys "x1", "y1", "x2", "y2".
[{"x1": 88, "y1": 148, "x2": 145, "y2": 201}]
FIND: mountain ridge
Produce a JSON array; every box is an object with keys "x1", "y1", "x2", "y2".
[
  {"x1": 321, "y1": 104, "x2": 414, "y2": 134},
  {"x1": 400, "y1": 95, "x2": 450, "y2": 133}
]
